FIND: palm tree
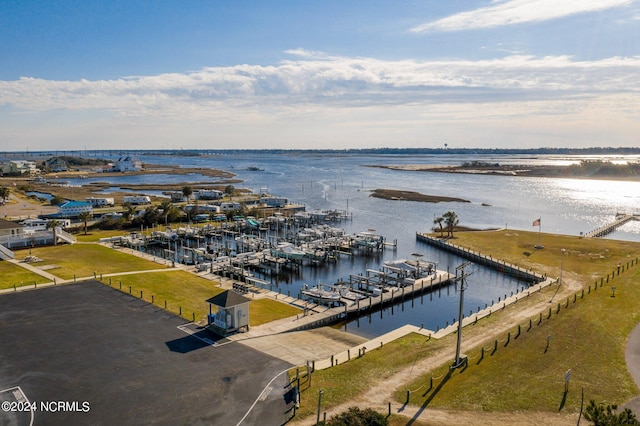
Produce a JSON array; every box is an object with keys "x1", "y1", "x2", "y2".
[
  {"x1": 78, "y1": 211, "x2": 92, "y2": 235},
  {"x1": 433, "y1": 216, "x2": 445, "y2": 238},
  {"x1": 443, "y1": 211, "x2": 459, "y2": 238},
  {"x1": 182, "y1": 186, "x2": 193, "y2": 202},
  {"x1": 46, "y1": 219, "x2": 62, "y2": 245},
  {"x1": 0, "y1": 186, "x2": 9, "y2": 203}
]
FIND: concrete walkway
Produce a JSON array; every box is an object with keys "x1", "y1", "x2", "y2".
[{"x1": 7, "y1": 258, "x2": 60, "y2": 281}]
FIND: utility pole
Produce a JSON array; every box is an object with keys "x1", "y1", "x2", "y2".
[{"x1": 453, "y1": 261, "x2": 473, "y2": 368}]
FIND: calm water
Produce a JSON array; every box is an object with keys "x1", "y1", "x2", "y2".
[{"x1": 63, "y1": 152, "x2": 640, "y2": 338}]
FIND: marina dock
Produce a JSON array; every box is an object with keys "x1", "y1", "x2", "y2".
[
  {"x1": 584, "y1": 213, "x2": 640, "y2": 238},
  {"x1": 225, "y1": 268, "x2": 454, "y2": 338}
]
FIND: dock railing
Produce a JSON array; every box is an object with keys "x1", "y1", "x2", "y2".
[{"x1": 416, "y1": 233, "x2": 545, "y2": 283}]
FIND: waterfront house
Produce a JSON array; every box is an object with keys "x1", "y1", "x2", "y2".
[
  {"x1": 2, "y1": 160, "x2": 39, "y2": 176},
  {"x1": 44, "y1": 157, "x2": 69, "y2": 172},
  {"x1": 114, "y1": 156, "x2": 143, "y2": 172},
  {"x1": 57, "y1": 201, "x2": 92, "y2": 218},
  {"x1": 206, "y1": 291, "x2": 251, "y2": 334}
]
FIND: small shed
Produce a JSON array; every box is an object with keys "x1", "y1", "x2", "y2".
[{"x1": 206, "y1": 290, "x2": 251, "y2": 334}]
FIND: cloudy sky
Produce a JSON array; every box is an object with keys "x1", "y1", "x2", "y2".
[{"x1": 1, "y1": 0, "x2": 639, "y2": 151}]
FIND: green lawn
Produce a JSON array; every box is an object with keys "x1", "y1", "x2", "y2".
[
  {"x1": 16, "y1": 243, "x2": 166, "y2": 280},
  {"x1": 293, "y1": 333, "x2": 433, "y2": 419},
  {"x1": 399, "y1": 267, "x2": 640, "y2": 412},
  {"x1": 250, "y1": 298, "x2": 302, "y2": 326},
  {"x1": 101, "y1": 271, "x2": 302, "y2": 325},
  {"x1": 102, "y1": 270, "x2": 223, "y2": 321},
  {"x1": 0, "y1": 261, "x2": 52, "y2": 289},
  {"x1": 401, "y1": 231, "x2": 640, "y2": 412},
  {"x1": 292, "y1": 230, "x2": 640, "y2": 421},
  {"x1": 74, "y1": 229, "x2": 132, "y2": 243}
]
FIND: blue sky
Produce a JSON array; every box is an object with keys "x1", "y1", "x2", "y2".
[{"x1": 1, "y1": 0, "x2": 639, "y2": 150}]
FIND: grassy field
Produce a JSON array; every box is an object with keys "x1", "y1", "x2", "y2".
[
  {"x1": 293, "y1": 333, "x2": 436, "y2": 419},
  {"x1": 450, "y1": 229, "x2": 640, "y2": 280},
  {"x1": 0, "y1": 261, "x2": 52, "y2": 289},
  {"x1": 101, "y1": 270, "x2": 302, "y2": 324},
  {"x1": 101, "y1": 270, "x2": 223, "y2": 321},
  {"x1": 249, "y1": 298, "x2": 302, "y2": 326},
  {"x1": 74, "y1": 229, "x2": 132, "y2": 243},
  {"x1": 399, "y1": 265, "x2": 640, "y2": 412},
  {"x1": 15, "y1": 243, "x2": 166, "y2": 280},
  {"x1": 292, "y1": 230, "x2": 640, "y2": 421}
]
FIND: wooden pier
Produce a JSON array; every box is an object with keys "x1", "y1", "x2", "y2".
[
  {"x1": 584, "y1": 213, "x2": 640, "y2": 238},
  {"x1": 416, "y1": 233, "x2": 545, "y2": 283}
]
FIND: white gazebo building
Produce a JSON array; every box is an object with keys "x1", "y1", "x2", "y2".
[{"x1": 206, "y1": 290, "x2": 251, "y2": 335}]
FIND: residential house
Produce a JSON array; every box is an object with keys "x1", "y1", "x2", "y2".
[
  {"x1": 57, "y1": 201, "x2": 92, "y2": 218},
  {"x1": 114, "y1": 156, "x2": 143, "y2": 172},
  {"x1": 2, "y1": 161, "x2": 39, "y2": 176},
  {"x1": 0, "y1": 219, "x2": 23, "y2": 238},
  {"x1": 44, "y1": 157, "x2": 69, "y2": 172}
]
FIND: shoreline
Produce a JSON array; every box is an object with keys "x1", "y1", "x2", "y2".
[
  {"x1": 0, "y1": 164, "x2": 243, "y2": 206},
  {"x1": 367, "y1": 163, "x2": 640, "y2": 181}
]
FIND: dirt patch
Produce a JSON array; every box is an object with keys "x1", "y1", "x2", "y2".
[{"x1": 238, "y1": 327, "x2": 368, "y2": 366}]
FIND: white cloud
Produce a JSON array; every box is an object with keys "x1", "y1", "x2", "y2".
[
  {"x1": 410, "y1": 0, "x2": 635, "y2": 32},
  {"x1": 1, "y1": 52, "x2": 639, "y2": 149},
  {"x1": 1, "y1": 54, "x2": 639, "y2": 114}
]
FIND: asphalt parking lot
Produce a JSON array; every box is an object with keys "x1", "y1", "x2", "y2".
[{"x1": 0, "y1": 281, "x2": 294, "y2": 426}]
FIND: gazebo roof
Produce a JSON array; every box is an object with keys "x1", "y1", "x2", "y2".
[{"x1": 206, "y1": 290, "x2": 251, "y2": 308}]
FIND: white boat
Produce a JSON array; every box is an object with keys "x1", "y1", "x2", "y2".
[
  {"x1": 335, "y1": 285, "x2": 367, "y2": 301},
  {"x1": 270, "y1": 242, "x2": 306, "y2": 260},
  {"x1": 383, "y1": 258, "x2": 436, "y2": 282},
  {"x1": 301, "y1": 283, "x2": 341, "y2": 304},
  {"x1": 351, "y1": 230, "x2": 384, "y2": 249}
]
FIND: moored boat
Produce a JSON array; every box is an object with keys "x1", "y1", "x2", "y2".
[
  {"x1": 270, "y1": 242, "x2": 306, "y2": 260},
  {"x1": 301, "y1": 283, "x2": 342, "y2": 304}
]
